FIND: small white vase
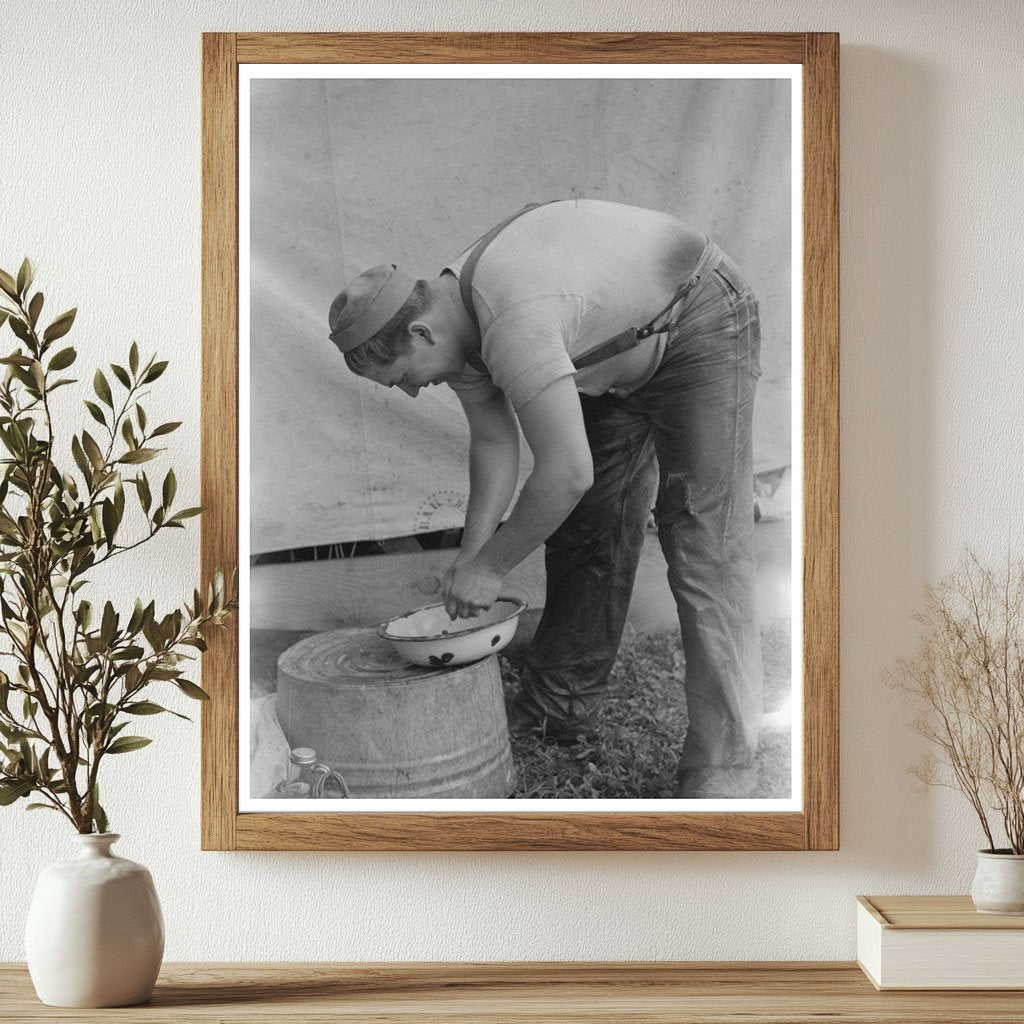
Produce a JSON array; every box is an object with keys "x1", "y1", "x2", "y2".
[
  {"x1": 970, "y1": 849, "x2": 1024, "y2": 915},
  {"x1": 25, "y1": 833, "x2": 164, "y2": 1007}
]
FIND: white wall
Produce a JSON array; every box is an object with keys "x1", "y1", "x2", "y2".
[{"x1": 1, "y1": 0, "x2": 1022, "y2": 962}]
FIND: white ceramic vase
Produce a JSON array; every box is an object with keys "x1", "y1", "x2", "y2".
[
  {"x1": 970, "y1": 849, "x2": 1024, "y2": 915},
  {"x1": 25, "y1": 833, "x2": 164, "y2": 1007}
]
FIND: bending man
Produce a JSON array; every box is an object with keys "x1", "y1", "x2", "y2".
[{"x1": 328, "y1": 199, "x2": 764, "y2": 798}]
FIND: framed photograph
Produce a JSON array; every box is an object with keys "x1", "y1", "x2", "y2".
[{"x1": 201, "y1": 32, "x2": 838, "y2": 851}]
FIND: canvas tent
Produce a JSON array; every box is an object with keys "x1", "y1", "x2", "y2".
[{"x1": 249, "y1": 76, "x2": 792, "y2": 555}]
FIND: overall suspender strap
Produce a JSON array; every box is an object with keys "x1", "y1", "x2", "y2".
[
  {"x1": 569, "y1": 280, "x2": 692, "y2": 371},
  {"x1": 572, "y1": 237, "x2": 717, "y2": 370},
  {"x1": 458, "y1": 201, "x2": 556, "y2": 329}
]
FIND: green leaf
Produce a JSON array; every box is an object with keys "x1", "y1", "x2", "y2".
[
  {"x1": 0, "y1": 352, "x2": 33, "y2": 366},
  {"x1": 142, "y1": 360, "x2": 168, "y2": 383},
  {"x1": 0, "y1": 722, "x2": 28, "y2": 742},
  {"x1": 42, "y1": 308, "x2": 76, "y2": 344},
  {"x1": 83, "y1": 400, "x2": 107, "y2": 427},
  {"x1": 110, "y1": 363, "x2": 131, "y2": 389},
  {"x1": 150, "y1": 421, "x2": 181, "y2": 438},
  {"x1": 83, "y1": 700, "x2": 114, "y2": 728},
  {"x1": 6, "y1": 419, "x2": 25, "y2": 454},
  {"x1": 118, "y1": 448, "x2": 158, "y2": 465},
  {"x1": 129, "y1": 342, "x2": 139, "y2": 376},
  {"x1": 8, "y1": 620, "x2": 29, "y2": 649},
  {"x1": 71, "y1": 435, "x2": 92, "y2": 483},
  {"x1": 93, "y1": 369, "x2": 113, "y2": 408},
  {"x1": 168, "y1": 507, "x2": 202, "y2": 524},
  {"x1": 0, "y1": 310, "x2": 8, "y2": 331},
  {"x1": 136, "y1": 404, "x2": 147, "y2": 432},
  {"x1": 100, "y1": 601, "x2": 117, "y2": 647},
  {"x1": 136, "y1": 473, "x2": 152, "y2": 513},
  {"x1": 0, "y1": 428, "x2": 19, "y2": 459},
  {"x1": 8, "y1": 317, "x2": 31, "y2": 344},
  {"x1": 105, "y1": 735, "x2": 152, "y2": 755},
  {"x1": 107, "y1": 720, "x2": 129, "y2": 742},
  {"x1": 27, "y1": 292, "x2": 43, "y2": 329},
  {"x1": 81, "y1": 431, "x2": 105, "y2": 472},
  {"x1": 147, "y1": 666, "x2": 181, "y2": 680},
  {"x1": 110, "y1": 645, "x2": 144, "y2": 663},
  {"x1": 16, "y1": 258, "x2": 34, "y2": 299},
  {"x1": 91, "y1": 785, "x2": 108, "y2": 834},
  {"x1": 126, "y1": 598, "x2": 145, "y2": 635},
  {"x1": 0, "y1": 268, "x2": 18, "y2": 300},
  {"x1": 162, "y1": 468, "x2": 176, "y2": 508},
  {"x1": 175, "y1": 679, "x2": 210, "y2": 701},
  {"x1": 0, "y1": 779, "x2": 33, "y2": 805},
  {"x1": 121, "y1": 418, "x2": 137, "y2": 450},
  {"x1": 47, "y1": 346, "x2": 76, "y2": 371},
  {"x1": 124, "y1": 701, "x2": 169, "y2": 716},
  {"x1": 26, "y1": 803, "x2": 61, "y2": 813},
  {"x1": 72, "y1": 543, "x2": 96, "y2": 573},
  {"x1": 88, "y1": 507, "x2": 102, "y2": 545},
  {"x1": 101, "y1": 498, "x2": 117, "y2": 547}
]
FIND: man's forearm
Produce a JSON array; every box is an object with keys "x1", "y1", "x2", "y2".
[
  {"x1": 461, "y1": 436, "x2": 519, "y2": 556},
  {"x1": 442, "y1": 378, "x2": 592, "y2": 620},
  {"x1": 473, "y1": 464, "x2": 588, "y2": 577}
]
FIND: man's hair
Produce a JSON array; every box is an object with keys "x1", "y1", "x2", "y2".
[{"x1": 343, "y1": 280, "x2": 433, "y2": 376}]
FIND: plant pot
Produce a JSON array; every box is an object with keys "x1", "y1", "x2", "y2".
[
  {"x1": 24, "y1": 833, "x2": 164, "y2": 1007},
  {"x1": 970, "y1": 849, "x2": 1024, "y2": 915}
]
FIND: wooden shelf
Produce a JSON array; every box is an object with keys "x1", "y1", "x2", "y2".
[{"x1": 3, "y1": 962, "x2": 1024, "y2": 1022}]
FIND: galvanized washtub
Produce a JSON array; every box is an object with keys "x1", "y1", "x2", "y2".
[{"x1": 275, "y1": 626, "x2": 515, "y2": 798}]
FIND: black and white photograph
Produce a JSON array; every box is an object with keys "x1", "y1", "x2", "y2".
[{"x1": 241, "y1": 64, "x2": 802, "y2": 812}]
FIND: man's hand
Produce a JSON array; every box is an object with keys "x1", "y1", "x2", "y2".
[{"x1": 441, "y1": 555, "x2": 505, "y2": 619}]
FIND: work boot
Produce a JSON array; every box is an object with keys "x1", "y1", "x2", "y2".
[
  {"x1": 675, "y1": 765, "x2": 759, "y2": 799},
  {"x1": 505, "y1": 695, "x2": 597, "y2": 746}
]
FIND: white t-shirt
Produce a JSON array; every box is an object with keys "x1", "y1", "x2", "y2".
[{"x1": 445, "y1": 200, "x2": 707, "y2": 410}]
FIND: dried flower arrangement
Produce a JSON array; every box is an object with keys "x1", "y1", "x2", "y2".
[{"x1": 894, "y1": 551, "x2": 1024, "y2": 854}]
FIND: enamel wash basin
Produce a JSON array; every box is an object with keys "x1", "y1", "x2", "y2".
[{"x1": 377, "y1": 598, "x2": 526, "y2": 668}]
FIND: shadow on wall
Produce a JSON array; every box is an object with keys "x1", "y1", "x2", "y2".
[{"x1": 839, "y1": 48, "x2": 937, "y2": 868}]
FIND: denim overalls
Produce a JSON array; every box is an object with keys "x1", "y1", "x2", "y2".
[{"x1": 517, "y1": 239, "x2": 765, "y2": 774}]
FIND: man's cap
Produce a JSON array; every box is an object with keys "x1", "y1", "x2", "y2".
[{"x1": 328, "y1": 264, "x2": 418, "y2": 354}]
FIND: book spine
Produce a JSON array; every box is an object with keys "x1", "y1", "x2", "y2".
[{"x1": 855, "y1": 901, "x2": 883, "y2": 989}]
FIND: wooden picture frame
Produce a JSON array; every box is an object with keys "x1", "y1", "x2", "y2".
[{"x1": 201, "y1": 32, "x2": 839, "y2": 851}]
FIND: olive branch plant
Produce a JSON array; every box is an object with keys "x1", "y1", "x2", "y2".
[
  {"x1": 893, "y1": 551, "x2": 1024, "y2": 854},
  {"x1": 0, "y1": 259, "x2": 236, "y2": 834}
]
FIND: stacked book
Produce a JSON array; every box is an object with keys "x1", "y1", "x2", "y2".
[{"x1": 857, "y1": 895, "x2": 1024, "y2": 990}]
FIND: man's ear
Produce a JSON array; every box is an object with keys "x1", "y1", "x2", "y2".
[{"x1": 408, "y1": 320, "x2": 434, "y2": 345}]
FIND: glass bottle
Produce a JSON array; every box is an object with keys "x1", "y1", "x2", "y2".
[{"x1": 275, "y1": 746, "x2": 317, "y2": 798}]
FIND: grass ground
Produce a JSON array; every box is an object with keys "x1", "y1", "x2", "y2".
[{"x1": 501, "y1": 619, "x2": 792, "y2": 800}]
